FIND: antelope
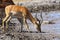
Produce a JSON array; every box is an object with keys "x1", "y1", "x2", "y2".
[{"x1": 2, "y1": 5, "x2": 41, "y2": 32}]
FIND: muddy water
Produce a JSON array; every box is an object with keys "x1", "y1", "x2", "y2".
[{"x1": 41, "y1": 11, "x2": 60, "y2": 33}]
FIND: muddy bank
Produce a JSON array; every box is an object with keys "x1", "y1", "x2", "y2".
[
  {"x1": 16, "y1": 1, "x2": 60, "y2": 12},
  {"x1": 0, "y1": 32, "x2": 60, "y2": 40}
]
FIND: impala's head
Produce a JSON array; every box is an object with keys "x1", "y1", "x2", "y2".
[{"x1": 35, "y1": 18, "x2": 43, "y2": 32}]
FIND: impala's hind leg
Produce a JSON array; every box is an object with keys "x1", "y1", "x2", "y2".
[
  {"x1": 6, "y1": 16, "x2": 11, "y2": 31},
  {"x1": 2, "y1": 15, "x2": 10, "y2": 32}
]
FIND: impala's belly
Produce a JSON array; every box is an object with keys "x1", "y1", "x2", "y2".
[{"x1": 11, "y1": 11, "x2": 22, "y2": 18}]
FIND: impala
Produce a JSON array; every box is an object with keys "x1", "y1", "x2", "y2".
[{"x1": 2, "y1": 5, "x2": 41, "y2": 32}]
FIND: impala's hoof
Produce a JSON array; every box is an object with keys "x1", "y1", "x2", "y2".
[
  {"x1": 0, "y1": 26, "x2": 6, "y2": 33},
  {"x1": 0, "y1": 26, "x2": 4, "y2": 29}
]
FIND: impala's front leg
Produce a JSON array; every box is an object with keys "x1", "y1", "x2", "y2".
[
  {"x1": 25, "y1": 20, "x2": 29, "y2": 32},
  {"x1": 22, "y1": 14, "x2": 29, "y2": 32}
]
